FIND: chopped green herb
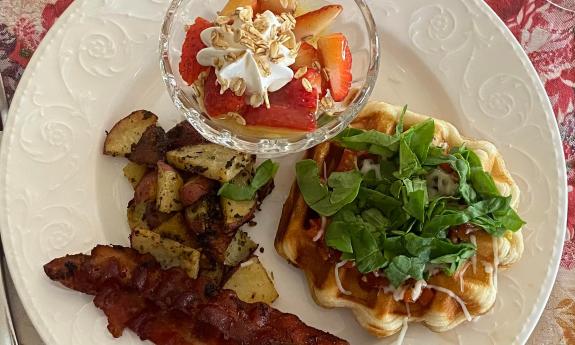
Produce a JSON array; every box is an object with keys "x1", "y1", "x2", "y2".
[
  {"x1": 218, "y1": 159, "x2": 279, "y2": 201},
  {"x1": 296, "y1": 105, "x2": 525, "y2": 288}
]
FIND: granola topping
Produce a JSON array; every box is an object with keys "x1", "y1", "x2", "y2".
[{"x1": 196, "y1": 7, "x2": 298, "y2": 108}]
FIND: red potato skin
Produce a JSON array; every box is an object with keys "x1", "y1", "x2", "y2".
[
  {"x1": 134, "y1": 171, "x2": 157, "y2": 204},
  {"x1": 180, "y1": 176, "x2": 217, "y2": 207}
]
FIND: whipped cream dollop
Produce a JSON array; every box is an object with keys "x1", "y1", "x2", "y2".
[{"x1": 196, "y1": 7, "x2": 297, "y2": 107}]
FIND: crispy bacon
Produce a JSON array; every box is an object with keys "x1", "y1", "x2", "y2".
[{"x1": 44, "y1": 245, "x2": 348, "y2": 345}]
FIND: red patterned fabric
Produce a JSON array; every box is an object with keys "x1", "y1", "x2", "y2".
[{"x1": 0, "y1": 0, "x2": 574, "y2": 343}]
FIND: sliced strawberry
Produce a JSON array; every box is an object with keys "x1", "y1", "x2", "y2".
[
  {"x1": 179, "y1": 17, "x2": 212, "y2": 85},
  {"x1": 318, "y1": 33, "x2": 352, "y2": 102},
  {"x1": 243, "y1": 72, "x2": 320, "y2": 131},
  {"x1": 203, "y1": 69, "x2": 247, "y2": 117},
  {"x1": 292, "y1": 42, "x2": 320, "y2": 71},
  {"x1": 258, "y1": 0, "x2": 296, "y2": 14},
  {"x1": 294, "y1": 5, "x2": 343, "y2": 41},
  {"x1": 221, "y1": 0, "x2": 258, "y2": 16}
]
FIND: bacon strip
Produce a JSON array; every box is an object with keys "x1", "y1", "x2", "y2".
[{"x1": 44, "y1": 245, "x2": 348, "y2": 345}]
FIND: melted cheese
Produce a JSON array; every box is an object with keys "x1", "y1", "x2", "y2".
[
  {"x1": 313, "y1": 216, "x2": 327, "y2": 242},
  {"x1": 469, "y1": 234, "x2": 477, "y2": 274},
  {"x1": 360, "y1": 159, "x2": 382, "y2": 180},
  {"x1": 492, "y1": 236, "x2": 499, "y2": 290},
  {"x1": 426, "y1": 285, "x2": 472, "y2": 321},
  {"x1": 411, "y1": 280, "x2": 427, "y2": 301},
  {"x1": 335, "y1": 261, "x2": 352, "y2": 295},
  {"x1": 426, "y1": 168, "x2": 459, "y2": 198},
  {"x1": 458, "y1": 264, "x2": 469, "y2": 292}
]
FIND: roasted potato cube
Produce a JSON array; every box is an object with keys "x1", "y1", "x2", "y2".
[
  {"x1": 130, "y1": 228, "x2": 200, "y2": 279},
  {"x1": 103, "y1": 110, "x2": 158, "y2": 157},
  {"x1": 156, "y1": 161, "x2": 184, "y2": 213},
  {"x1": 128, "y1": 126, "x2": 167, "y2": 166},
  {"x1": 223, "y1": 257, "x2": 278, "y2": 304},
  {"x1": 134, "y1": 170, "x2": 157, "y2": 204},
  {"x1": 166, "y1": 121, "x2": 206, "y2": 151},
  {"x1": 184, "y1": 195, "x2": 222, "y2": 235},
  {"x1": 180, "y1": 176, "x2": 217, "y2": 207},
  {"x1": 166, "y1": 144, "x2": 255, "y2": 182},
  {"x1": 143, "y1": 202, "x2": 172, "y2": 229},
  {"x1": 127, "y1": 200, "x2": 149, "y2": 231},
  {"x1": 220, "y1": 166, "x2": 257, "y2": 230},
  {"x1": 153, "y1": 212, "x2": 198, "y2": 247},
  {"x1": 224, "y1": 230, "x2": 258, "y2": 267},
  {"x1": 123, "y1": 162, "x2": 148, "y2": 188}
]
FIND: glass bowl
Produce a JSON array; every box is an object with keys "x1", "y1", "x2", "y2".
[{"x1": 160, "y1": 0, "x2": 380, "y2": 156}]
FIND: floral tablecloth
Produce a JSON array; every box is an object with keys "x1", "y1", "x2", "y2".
[{"x1": 0, "y1": 0, "x2": 573, "y2": 344}]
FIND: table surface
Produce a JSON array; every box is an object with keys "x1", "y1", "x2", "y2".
[{"x1": 1, "y1": 0, "x2": 574, "y2": 344}]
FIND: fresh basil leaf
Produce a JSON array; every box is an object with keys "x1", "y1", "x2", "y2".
[
  {"x1": 404, "y1": 233, "x2": 433, "y2": 261},
  {"x1": 251, "y1": 159, "x2": 279, "y2": 190},
  {"x1": 358, "y1": 187, "x2": 402, "y2": 215},
  {"x1": 351, "y1": 228, "x2": 387, "y2": 273},
  {"x1": 404, "y1": 119, "x2": 435, "y2": 162},
  {"x1": 422, "y1": 212, "x2": 469, "y2": 237},
  {"x1": 341, "y1": 252, "x2": 355, "y2": 261},
  {"x1": 403, "y1": 189, "x2": 426, "y2": 222},
  {"x1": 430, "y1": 239, "x2": 476, "y2": 276},
  {"x1": 471, "y1": 169, "x2": 500, "y2": 198},
  {"x1": 218, "y1": 183, "x2": 256, "y2": 201},
  {"x1": 218, "y1": 159, "x2": 279, "y2": 201},
  {"x1": 326, "y1": 221, "x2": 353, "y2": 253},
  {"x1": 396, "y1": 137, "x2": 421, "y2": 179},
  {"x1": 296, "y1": 160, "x2": 363, "y2": 216},
  {"x1": 493, "y1": 207, "x2": 525, "y2": 231},
  {"x1": 470, "y1": 216, "x2": 507, "y2": 237},
  {"x1": 385, "y1": 255, "x2": 425, "y2": 288},
  {"x1": 296, "y1": 159, "x2": 329, "y2": 204},
  {"x1": 361, "y1": 208, "x2": 389, "y2": 229},
  {"x1": 465, "y1": 196, "x2": 510, "y2": 218},
  {"x1": 328, "y1": 171, "x2": 364, "y2": 204},
  {"x1": 342, "y1": 130, "x2": 399, "y2": 151},
  {"x1": 430, "y1": 238, "x2": 476, "y2": 259}
]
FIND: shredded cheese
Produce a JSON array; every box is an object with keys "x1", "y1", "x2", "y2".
[
  {"x1": 411, "y1": 280, "x2": 427, "y2": 302},
  {"x1": 426, "y1": 285, "x2": 472, "y2": 321},
  {"x1": 360, "y1": 159, "x2": 381, "y2": 180},
  {"x1": 313, "y1": 216, "x2": 327, "y2": 242},
  {"x1": 335, "y1": 261, "x2": 352, "y2": 295},
  {"x1": 469, "y1": 234, "x2": 477, "y2": 274},
  {"x1": 392, "y1": 317, "x2": 409, "y2": 345},
  {"x1": 492, "y1": 236, "x2": 499, "y2": 290},
  {"x1": 393, "y1": 286, "x2": 407, "y2": 302},
  {"x1": 458, "y1": 263, "x2": 469, "y2": 292}
]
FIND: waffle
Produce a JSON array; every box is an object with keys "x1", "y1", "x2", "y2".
[{"x1": 275, "y1": 101, "x2": 524, "y2": 337}]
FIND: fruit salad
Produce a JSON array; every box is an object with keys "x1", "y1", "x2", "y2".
[{"x1": 179, "y1": 0, "x2": 353, "y2": 132}]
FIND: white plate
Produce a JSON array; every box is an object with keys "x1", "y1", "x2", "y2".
[{"x1": 0, "y1": 0, "x2": 566, "y2": 344}]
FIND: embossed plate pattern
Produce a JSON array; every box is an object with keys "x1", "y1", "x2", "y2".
[{"x1": 0, "y1": 0, "x2": 566, "y2": 344}]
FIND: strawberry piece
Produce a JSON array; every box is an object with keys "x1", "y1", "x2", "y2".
[
  {"x1": 243, "y1": 70, "x2": 320, "y2": 131},
  {"x1": 294, "y1": 5, "x2": 343, "y2": 41},
  {"x1": 292, "y1": 42, "x2": 320, "y2": 71},
  {"x1": 221, "y1": 0, "x2": 258, "y2": 16},
  {"x1": 179, "y1": 17, "x2": 212, "y2": 85},
  {"x1": 318, "y1": 33, "x2": 352, "y2": 102},
  {"x1": 203, "y1": 69, "x2": 247, "y2": 117}
]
